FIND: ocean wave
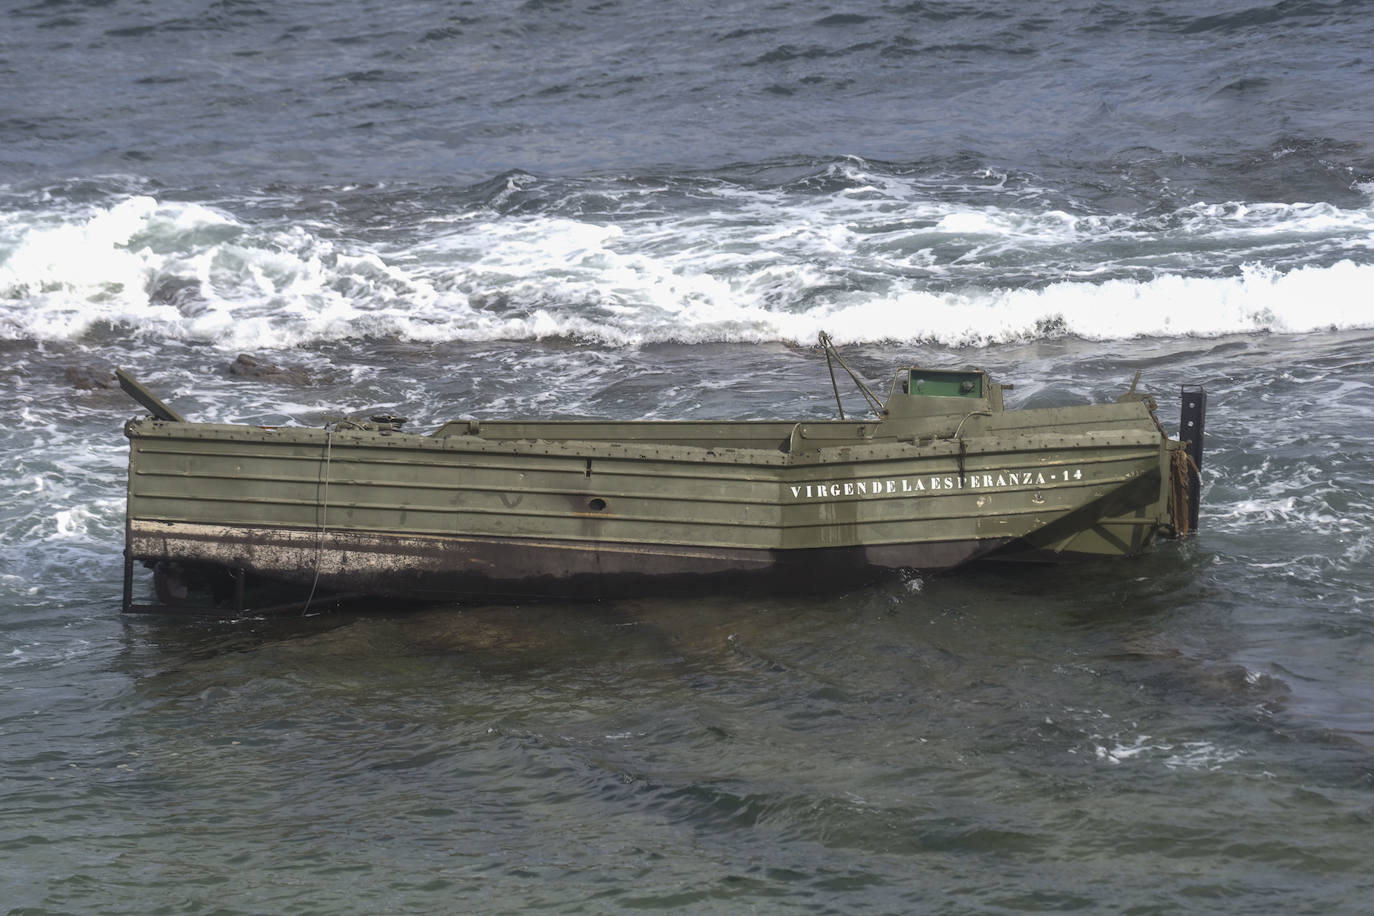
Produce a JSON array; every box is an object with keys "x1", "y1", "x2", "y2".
[{"x1": 2, "y1": 188, "x2": 1371, "y2": 349}]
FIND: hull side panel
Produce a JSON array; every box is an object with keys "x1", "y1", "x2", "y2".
[
  {"x1": 124, "y1": 411, "x2": 1174, "y2": 602},
  {"x1": 128, "y1": 427, "x2": 1167, "y2": 551}
]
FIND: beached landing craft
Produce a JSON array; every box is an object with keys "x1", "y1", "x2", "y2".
[{"x1": 119, "y1": 335, "x2": 1206, "y2": 614}]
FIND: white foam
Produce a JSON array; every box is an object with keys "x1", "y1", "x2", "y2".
[
  {"x1": 2, "y1": 186, "x2": 1372, "y2": 349},
  {"x1": 1092, "y1": 733, "x2": 1243, "y2": 771}
]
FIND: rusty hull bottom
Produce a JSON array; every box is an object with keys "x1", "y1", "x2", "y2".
[{"x1": 127, "y1": 520, "x2": 1014, "y2": 607}]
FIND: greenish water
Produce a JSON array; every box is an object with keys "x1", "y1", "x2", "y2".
[
  {"x1": 6, "y1": 0, "x2": 1374, "y2": 900},
  {"x1": 5, "y1": 507, "x2": 1372, "y2": 913}
]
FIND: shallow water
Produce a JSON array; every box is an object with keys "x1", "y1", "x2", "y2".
[
  {"x1": 4, "y1": 0, "x2": 1374, "y2": 912},
  {"x1": 5, "y1": 331, "x2": 1374, "y2": 913}
]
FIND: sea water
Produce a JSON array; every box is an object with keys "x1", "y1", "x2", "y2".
[{"x1": 3, "y1": 2, "x2": 1373, "y2": 912}]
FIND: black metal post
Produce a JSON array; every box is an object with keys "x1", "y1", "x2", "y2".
[
  {"x1": 122, "y1": 551, "x2": 134, "y2": 613},
  {"x1": 1179, "y1": 386, "x2": 1207, "y2": 532}
]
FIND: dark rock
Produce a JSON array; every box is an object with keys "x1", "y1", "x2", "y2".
[
  {"x1": 228, "y1": 354, "x2": 313, "y2": 386},
  {"x1": 65, "y1": 366, "x2": 120, "y2": 390},
  {"x1": 149, "y1": 275, "x2": 204, "y2": 313}
]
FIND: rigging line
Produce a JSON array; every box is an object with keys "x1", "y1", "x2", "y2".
[
  {"x1": 818, "y1": 331, "x2": 884, "y2": 417},
  {"x1": 824, "y1": 341, "x2": 846, "y2": 420},
  {"x1": 303, "y1": 426, "x2": 333, "y2": 615}
]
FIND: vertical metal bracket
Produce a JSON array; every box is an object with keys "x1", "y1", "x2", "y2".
[
  {"x1": 1179, "y1": 385, "x2": 1207, "y2": 532},
  {"x1": 122, "y1": 551, "x2": 134, "y2": 613}
]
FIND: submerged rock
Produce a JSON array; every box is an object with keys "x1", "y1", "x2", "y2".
[
  {"x1": 64, "y1": 366, "x2": 120, "y2": 390},
  {"x1": 228, "y1": 353, "x2": 313, "y2": 385}
]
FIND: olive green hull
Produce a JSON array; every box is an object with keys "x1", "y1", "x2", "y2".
[{"x1": 125, "y1": 400, "x2": 1178, "y2": 603}]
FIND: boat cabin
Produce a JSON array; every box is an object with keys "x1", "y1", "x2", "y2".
[{"x1": 885, "y1": 367, "x2": 1005, "y2": 418}]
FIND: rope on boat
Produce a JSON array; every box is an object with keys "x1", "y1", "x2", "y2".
[
  {"x1": 1138, "y1": 390, "x2": 1199, "y2": 539},
  {"x1": 302, "y1": 427, "x2": 334, "y2": 614},
  {"x1": 1169, "y1": 447, "x2": 1199, "y2": 538},
  {"x1": 1148, "y1": 406, "x2": 1170, "y2": 440}
]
